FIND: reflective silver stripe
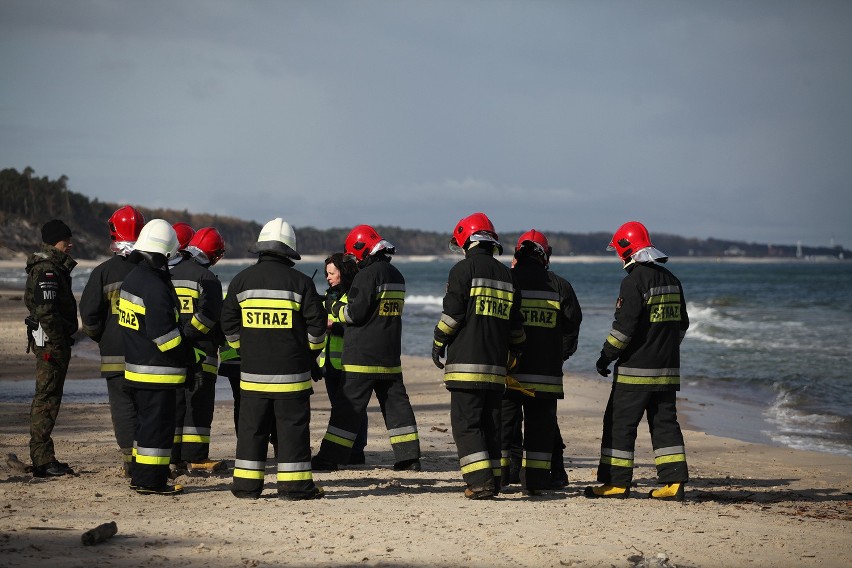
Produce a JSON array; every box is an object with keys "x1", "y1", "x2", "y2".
[
  {"x1": 173, "y1": 427, "x2": 183, "y2": 435},
  {"x1": 235, "y1": 459, "x2": 266, "y2": 470},
  {"x1": 524, "y1": 451, "x2": 551, "y2": 461},
  {"x1": 459, "y1": 451, "x2": 491, "y2": 467},
  {"x1": 376, "y1": 283, "x2": 406, "y2": 292},
  {"x1": 444, "y1": 363, "x2": 506, "y2": 376},
  {"x1": 153, "y1": 328, "x2": 181, "y2": 347},
  {"x1": 278, "y1": 461, "x2": 312, "y2": 472},
  {"x1": 520, "y1": 290, "x2": 560, "y2": 301},
  {"x1": 172, "y1": 279, "x2": 199, "y2": 291},
  {"x1": 236, "y1": 289, "x2": 303, "y2": 302},
  {"x1": 654, "y1": 446, "x2": 686, "y2": 457},
  {"x1": 125, "y1": 363, "x2": 186, "y2": 375},
  {"x1": 134, "y1": 445, "x2": 171, "y2": 457},
  {"x1": 103, "y1": 282, "x2": 122, "y2": 294},
  {"x1": 193, "y1": 312, "x2": 216, "y2": 329},
  {"x1": 645, "y1": 285, "x2": 681, "y2": 300},
  {"x1": 602, "y1": 448, "x2": 634, "y2": 459},
  {"x1": 387, "y1": 426, "x2": 418, "y2": 437},
  {"x1": 225, "y1": 333, "x2": 240, "y2": 343},
  {"x1": 308, "y1": 332, "x2": 326, "y2": 346},
  {"x1": 501, "y1": 450, "x2": 510, "y2": 458},
  {"x1": 342, "y1": 304, "x2": 355, "y2": 324},
  {"x1": 241, "y1": 371, "x2": 311, "y2": 384},
  {"x1": 439, "y1": 313, "x2": 460, "y2": 330},
  {"x1": 203, "y1": 355, "x2": 218, "y2": 367},
  {"x1": 327, "y1": 426, "x2": 357, "y2": 441},
  {"x1": 512, "y1": 373, "x2": 562, "y2": 385},
  {"x1": 471, "y1": 278, "x2": 513, "y2": 291},
  {"x1": 101, "y1": 355, "x2": 124, "y2": 365},
  {"x1": 119, "y1": 290, "x2": 145, "y2": 306},
  {"x1": 182, "y1": 427, "x2": 211, "y2": 436},
  {"x1": 609, "y1": 328, "x2": 631, "y2": 343},
  {"x1": 617, "y1": 366, "x2": 679, "y2": 377}
]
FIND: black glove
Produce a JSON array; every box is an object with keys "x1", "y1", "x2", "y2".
[
  {"x1": 507, "y1": 349, "x2": 522, "y2": 373},
  {"x1": 431, "y1": 341, "x2": 446, "y2": 369},
  {"x1": 595, "y1": 353, "x2": 612, "y2": 377},
  {"x1": 324, "y1": 294, "x2": 337, "y2": 316},
  {"x1": 311, "y1": 359, "x2": 323, "y2": 382},
  {"x1": 185, "y1": 370, "x2": 199, "y2": 393}
]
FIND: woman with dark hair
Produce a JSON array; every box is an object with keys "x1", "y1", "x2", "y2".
[{"x1": 319, "y1": 252, "x2": 368, "y2": 464}]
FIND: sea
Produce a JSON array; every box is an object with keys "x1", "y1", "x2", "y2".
[{"x1": 1, "y1": 256, "x2": 850, "y2": 458}]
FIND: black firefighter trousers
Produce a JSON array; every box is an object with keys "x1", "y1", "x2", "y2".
[
  {"x1": 126, "y1": 386, "x2": 176, "y2": 490},
  {"x1": 596, "y1": 388, "x2": 688, "y2": 488},
  {"x1": 316, "y1": 374, "x2": 420, "y2": 466},
  {"x1": 501, "y1": 392, "x2": 557, "y2": 491},
  {"x1": 232, "y1": 395, "x2": 317, "y2": 499},
  {"x1": 450, "y1": 388, "x2": 503, "y2": 493}
]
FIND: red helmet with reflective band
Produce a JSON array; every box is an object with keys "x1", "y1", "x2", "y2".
[
  {"x1": 450, "y1": 212, "x2": 498, "y2": 251},
  {"x1": 607, "y1": 221, "x2": 653, "y2": 261},
  {"x1": 172, "y1": 222, "x2": 195, "y2": 251},
  {"x1": 109, "y1": 205, "x2": 146, "y2": 243},
  {"x1": 515, "y1": 229, "x2": 552, "y2": 264},
  {"x1": 186, "y1": 227, "x2": 225, "y2": 265},
  {"x1": 344, "y1": 224, "x2": 385, "y2": 262}
]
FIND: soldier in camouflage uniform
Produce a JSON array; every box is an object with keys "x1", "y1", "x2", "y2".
[{"x1": 24, "y1": 219, "x2": 79, "y2": 478}]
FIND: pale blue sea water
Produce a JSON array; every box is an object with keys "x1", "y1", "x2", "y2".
[{"x1": 2, "y1": 257, "x2": 850, "y2": 457}]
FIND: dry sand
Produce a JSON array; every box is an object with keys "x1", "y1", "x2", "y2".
[{"x1": 0, "y1": 288, "x2": 850, "y2": 567}]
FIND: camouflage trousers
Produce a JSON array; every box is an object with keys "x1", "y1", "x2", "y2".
[{"x1": 30, "y1": 343, "x2": 71, "y2": 468}]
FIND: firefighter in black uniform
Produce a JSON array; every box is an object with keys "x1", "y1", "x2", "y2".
[
  {"x1": 585, "y1": 221, "x2": 689, "y2": 501},
  {"x1": 221, "y1": 218, "x2": 326, "y2": 500},
  {"x1": 312, "y1": 225, "x2": 421, "y2": 472},
  {"x1": 169, "y1": 227, "x2": 226, "y2": 473},
  {"x1": 118, "y1": 219, "x2": 191, "y2": 495},
  {"x1": 432, "y1": 212, "x2": 525, "y2": 499},
  {"x1": 79, "y1": 205, "x2": 146, "y2": 475},
  {"x1": 502, "y1": 230, "x2": 582, "y2": 494}
]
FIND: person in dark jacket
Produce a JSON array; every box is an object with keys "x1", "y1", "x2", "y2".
[
  {"x1": 24, "y1": 219, "x2": 78, "y2": 478},
  {"x1": 502, "y1": 230, "x2": 582, "y2": 494},
  {"x1": 169, "y1": 227, "x2": 226, "y2": 473},
  {"x1": 319, "y1": 252, "x2": 369, "y2": 464},
  {"x1": 79, "y1": 205, "x2": 146, "y2": 475},
  {"x1": 221, "y1": 218, "x2": 326, "y2": 500},
  {"x1": 585, "y1": 221, "x2": 690, "y2": 501},
  {"x1": 432, "y1": 212, "x2": 525, "y2": 499},
  {"x1": 118, "y1": 219, "x2": 191, "y2": 495},
  {"x1": 312, "y1": 225, "x2": 421, "y2": 472}
]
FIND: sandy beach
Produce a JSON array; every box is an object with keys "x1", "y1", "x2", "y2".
[{"x1": 0, "y1": 288, "x2": 850, "y2": 567}]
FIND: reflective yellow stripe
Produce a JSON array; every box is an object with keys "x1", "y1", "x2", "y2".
[
  {"x1": 323, "y1": 432, "x2": 355, "y2": 448},
  {"x1": 655, "y1": 453, "x2": 686, "y2": 465},
  {"x1": 647, "y1": 293, "x2": 681, "y2": 305},
  {"x1": 342, "y1": 364, "x2": 402, "y2": 374},
  {"x1": 521, "y1": 298, "x2": 560, "y2": 310},
  {"x1": 191, "y1": 315, "x2": 211, "y2": 334},
  {"x1": 390, "y1": 433, "x2": 419, "y2": 445},
  {"x1": 181, "y1": 434, "x2": 210, "y2": 444},
  {"x1": 601, "y1": 456, "x2": 633, "y2": 468},
  {"x1": 444, "y1": 372, "x2": 506, "y2": 385},
  {"x1": 158, "y1": 334, "x2": 183, "y2": 352},
  {"x1": 234, "y1": 467, "x2": 265, "y2": 480},
  {"x1": 470, "y1": 287, "x2": 514, "y2": 301},
  {"x1": 239, "y1": 380, "x2": 312, "y2": 393},
  {"x1": 617, "y1": 375, "x2": 680, "y2": 386},
  {"x1": 134, "y1": 454, "x2": 170, "y2": 466},
  {"x1": 522, "y1": 458, "x2": 551, "y2": 470},
  {"x1": 101, "y1": 363, "x2": 125, "y2": 372},
  {"x1": 460, "y1": 460, "x2": 491, "y2": 474},
  {"x1": 277, "y1": 471, "x2": 313, "y2": 482},
  {"x1": 201, "y1": 362, "x2": 218, "y2": 374},
  {"x1": 125, "y1": 370, "x2": 185, "y2": 384}
]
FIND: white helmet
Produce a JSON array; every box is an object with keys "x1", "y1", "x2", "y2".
[
  {"x1": 134, "y1": 218, "x2": 179, "y2": 259},
  {"x1": 249, "y1": 217, "x2": 300, "y2": 259}
]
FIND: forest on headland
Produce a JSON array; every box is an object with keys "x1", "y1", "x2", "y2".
[{"x1": 0, "y1": 167, "x2": 847, "y2": 261}]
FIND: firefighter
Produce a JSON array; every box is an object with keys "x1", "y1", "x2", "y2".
[
  {"x1": 432, "y1": 212, "x2": 525, "y2": 499},
  {"x1": 169, "y1": 227, "x2": 227, "y2": 473},
  {"x1": 501, "y1": 230, "x2": 582, "y2": 494},
  {"x1": 312, "y1": 225, "x2": 421, "y2": 472},
  {"x1": 221, "y1": 218, "x2": 326, "y2": 500},
  {"x1": 585, "y1": 221, "x2": 690, "y2": 501},
  {"x1": 118, "y1": 219, "x2": 191, "y2": 495},
  {"x1": 24, "y1": 219, "x2": 78, "y2": 477},
  {"x1": 170, "y1": 223, "x2": 195, "y2": 263},
  {"x1": 79, "y1": 205, "x2": 146, "y2": 475}
]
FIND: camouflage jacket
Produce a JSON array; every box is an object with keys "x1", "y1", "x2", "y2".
[{"x1": 25, "y1": 244, "x2": 79, "y2": 344}]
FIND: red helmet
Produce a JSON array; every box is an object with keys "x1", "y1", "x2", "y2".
[
  {"x1": 186, "y1": 227, "x2": 225, "y2": 266},
  {"x1": 109, "y1": 205, "x2": 146, "y2": 243},
  {"x1": 172, "y1": 222, "x2": 196, "y2": 251},
  {"x1": 450, "y1": 212, "x2": 500, "y2": 253},
  {"x1": 344, "y1": 224, "x2": 393, "y2": 262},
  {"x1": 515, "y1": 229, "x2": 552, "y2": 265},
  {"x1": 607, "y1": 221, "x2": 653, "y2": 261}
]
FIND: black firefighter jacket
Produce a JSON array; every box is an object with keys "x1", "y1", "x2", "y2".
[
  {"x1": 601, "y1": 261, "x2": 689, "y2": 392},
  {"x1": 221, "y1": 255, "x2": 326, "y2": 399},
  {"x1": 118, "y1": 255, "x2": 191, "y2": 389},
  {"x1": 511, "y1": 258, "x2": 582, "y2": 399},
  {"x1": 169, "y1": 256, "x2": 224, "y2": 375},
  {"x1": 434, "y1": 245, "x2": 526, "y2": 392},
  {"x1": 327, "y1": 254, "x2": 405, "y2": 380},
  {"x1": 79, "y1": 254, "x2": 136, "y2": 376}
]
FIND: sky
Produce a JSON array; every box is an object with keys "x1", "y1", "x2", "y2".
[{"x1": 1, "y1": 1, "x2": 850, "y2": 248}]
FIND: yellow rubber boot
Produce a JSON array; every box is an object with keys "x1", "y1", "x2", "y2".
[
  {"x1": 583, "y1": 484, "x2": 630, "y2": 499},
  {"x1": 649, "y1": 483, "x2": 685, "y2": 501}
]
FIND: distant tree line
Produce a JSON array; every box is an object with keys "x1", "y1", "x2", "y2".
[{"x1": 0, "y1": 167, "x2": 847, "y2": 260}]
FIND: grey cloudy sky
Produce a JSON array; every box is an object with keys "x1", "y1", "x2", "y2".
[{"x1": 2, "y1": 1, "x2": 850, "y2": 248}]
